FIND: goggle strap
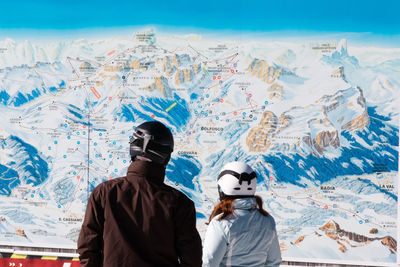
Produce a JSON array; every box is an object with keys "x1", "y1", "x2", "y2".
[{"x1": 218, "y1": 170, "x2": 257, "y2": 185}]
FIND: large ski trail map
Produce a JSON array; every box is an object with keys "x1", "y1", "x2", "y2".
[{"x1": 0, "y1": 31, "x2": 398, "y2": 264}]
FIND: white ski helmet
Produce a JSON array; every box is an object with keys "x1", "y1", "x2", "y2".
[{"x1": 217, "y1": 161, "x2": 257, "y2": 198}]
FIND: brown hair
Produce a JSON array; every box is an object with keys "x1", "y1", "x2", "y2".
[{"x1": 206, "y1": 195, "x2": 269, "y2": 224}]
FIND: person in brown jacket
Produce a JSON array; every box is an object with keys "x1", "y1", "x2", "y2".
[{"x1": 77, "y1": 121, "x2": 202, "y2": 267}]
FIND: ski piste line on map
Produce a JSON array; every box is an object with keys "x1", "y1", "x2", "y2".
[
  {"x1": 66, "y1": 41, "x2": 239, "y2": 82},
  {"x1": 33, "y1": 65, "x2": 69, "y2": 79},
  {"x1": 262, "y1": 176, "x2": 391, "y2": 230},
  {"x1": 12, "y1": 122, "x2": 88, "y2": 213},
  {"x1": 173, "y1": 51, "x2": 268, "y2": 143},
  {"x1": 1, "y1": 65, "x2": 69, "y2": 90},
  {"x1": 8, "y1": 43, "x2": 257, "y2": 130},
  {"x1": 14, "y1": 40, "x2": 277, "y2": 207},
  {"x1": 74, "y1": 44, "x2": 269, "y2": 198},
  {"x1": 5, "y1": 85, "x2": 95, "y2": 212},
  {"x1": 66, "y1": 43, "x2": 241, "y2": 118},
  {"x1": 65, "y1": 42, "x2": 259, "y2": 149},
  {"x1": 200, "y1": 158, "x2": 394, "y2": 231},
  {"x1": 66, "y1": 40, "x2": 241, "y2": 103},
  {"x1": 65, "y1": 44, "x2": 185, "y2": 79}
]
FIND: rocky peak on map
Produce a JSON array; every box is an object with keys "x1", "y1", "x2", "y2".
[
  {"x1": 319, "y1": 86, "x2": 369, "y2": 131},
  {"x1": 319, "y1": 220, "x2": 397, "y2": 253},
  {"x1": 154, "y1": 54, "x2": 201, "y2": 85},
  {"x1": 246, "y1": 86, "x2": 369, "y2": 157},
  {"x1": 158, "y1": 54, "x2": 192, "y2": 68},
  {"x1": 291, "y1": 219, "x2": 397, "y2": 255},
  {"x1": 175, "y1": 64, "x2": 202, "y2": 85},
  {"x1": 304, "y1": 118, "x2": 340, "y2": 156},
  {"x1": 276, "y1": 49, "x2": 296, "y2": 65},
  {"x1": 140, "y1": 76, "x2": 173, "y2": 98},
  {"x1": 246, "y1": 58, "x2": 282, "y2": 84}
]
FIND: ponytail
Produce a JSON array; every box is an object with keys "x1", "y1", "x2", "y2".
[
  {"x1": 206, "y1": 195, "x2": 268, "y2": 224},
  {"x1": 254, "y1": 195, "x2": 269, "y2": 216},
  {"x1": 206, "y1": 196, "x2": 236, "y2": 224}
]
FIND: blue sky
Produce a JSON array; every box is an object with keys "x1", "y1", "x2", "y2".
[{"x1": 0, "y1": 0, "x2": 399, "y2": 45}]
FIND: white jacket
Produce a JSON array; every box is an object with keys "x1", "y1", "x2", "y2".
[{"x1": 202, "y1": 198, "x2": 282, "y2": 267}]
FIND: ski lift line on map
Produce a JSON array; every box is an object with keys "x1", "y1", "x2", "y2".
[
  {"x1": 188, "y1": 45, "x2": 209, "y2": 60},
  {"x1": 103, "y1": 51, "x2": 125, "y2": 65},
  {"x1": 208, "y1": 52, "x2": 239, "y2": 64},
  {"x1": 66, "y1": 57, "x2": 83, "y2": 78},
  {"x1": 21, "y1": 121, "x2": 91, "y2": 137},
  {"x1": 66, "y1": 56, "x2": 102, "y2": 68},
  {"x1": 0, "y1": 77, "x2": 41, "y2": 86},
  {"x1": 31, "y1": 68, "x2": 54, "y2": 90},
  {"x1": 18, "y1": 124, "x2": 70, "y2": 135},
  {"x1": 219, "y1": 55, "x2": 238, "y2": 67},
  {"x1": 205, "y1": 105, "x2": 263, "y2": 119},
  {"x1": 165, "y1": 45, "x2": 196, "y2": 55},
  {"x1": 33, "y1": 66, "x2": 69, "y2": 78},
  {"x1": 272, "y1": 191, "x2": 374, "y2": 226},
  {"x1": 63, "y1": 178, "x2": 85, "y2": 212},
  {"x1": 241, "y1": 87, "x2": 256, "y2": 111},
  {"x1": 301, "y1": 195, "x2": 380, "y2": 227},
  {"x1": 205, "y1": 82, "x2": 221, "y2": 91},
  {"x1": 67, "y1": 55, "x2": 99, "y2": 65},
  {"x1": 89, "y1": 158, "x2": 112, "y2": 171},
  {"x1": 1, "y1": 76, "x2": 49, "y2": 92},
  {"x1": 102, "y1": 44, "x2": 155, "y2": 66},
  {"x1": 67, "y1": 58, "x2": 103, "y2": 75}
]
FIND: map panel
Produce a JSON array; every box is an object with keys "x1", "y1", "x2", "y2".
[{"x1": 0, "y1": 31, "x2": 399, "y2": 265}]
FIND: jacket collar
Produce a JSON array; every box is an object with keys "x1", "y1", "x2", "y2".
[
  {"x1": 233, "y1": 197, "x2": 257, "y2": 210},
  {"x1": 127, "y1": 160, "x2": 166, "y2": 184}
]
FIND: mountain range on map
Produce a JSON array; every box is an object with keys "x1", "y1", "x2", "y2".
[{"x1": 0, "y1": 34, "x2": 398, "y2": 263}]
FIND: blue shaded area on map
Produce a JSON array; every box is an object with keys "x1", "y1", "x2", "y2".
[
  {"x1": 0, "y1": 164, "x2": 20, "y2": 195},
  {"x1": 68, "y1": 104, "x2": 84, "y2": 119},
  {"x1": 7, "y1": 80, "x2": 66, "y2": 107},
  {"x1": 13, "y1": 90, "x2": 40, "y2": 107},
  {"x1": 119, "y1": 94, "x2": 191, "y2": 132},
  {"x1": 196, "y1": 211, "x2": 206, "y2": 219},
  {"x1": 0, "y1": 136, "x2": 49, "y2": 196},
  {"x1": 0, "y1": 90, "x2": 10, "y2": 105},
  {"x1": 166, "y1": 155, "x2": 201, "y2": 190},
  {"x1": 265, "y1": 107, "x2": 398, "y2": 188}
]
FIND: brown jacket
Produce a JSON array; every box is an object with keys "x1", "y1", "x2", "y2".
[{"x1": 77, "y1": 160, "x2": 202, "y2": 267}]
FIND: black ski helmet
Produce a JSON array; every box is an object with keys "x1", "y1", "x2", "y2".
[{"x1": 129, "y1": 121, "x2": 174, "y2": 166}]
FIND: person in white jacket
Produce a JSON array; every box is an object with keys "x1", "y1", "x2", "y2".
[{"x1": 202, "y1": 161, "x2": 282, "y2": 267}]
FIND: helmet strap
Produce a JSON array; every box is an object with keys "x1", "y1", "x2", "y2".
[{"x1": 218, "y1": 170, "x2": 257, "y2": 185}]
